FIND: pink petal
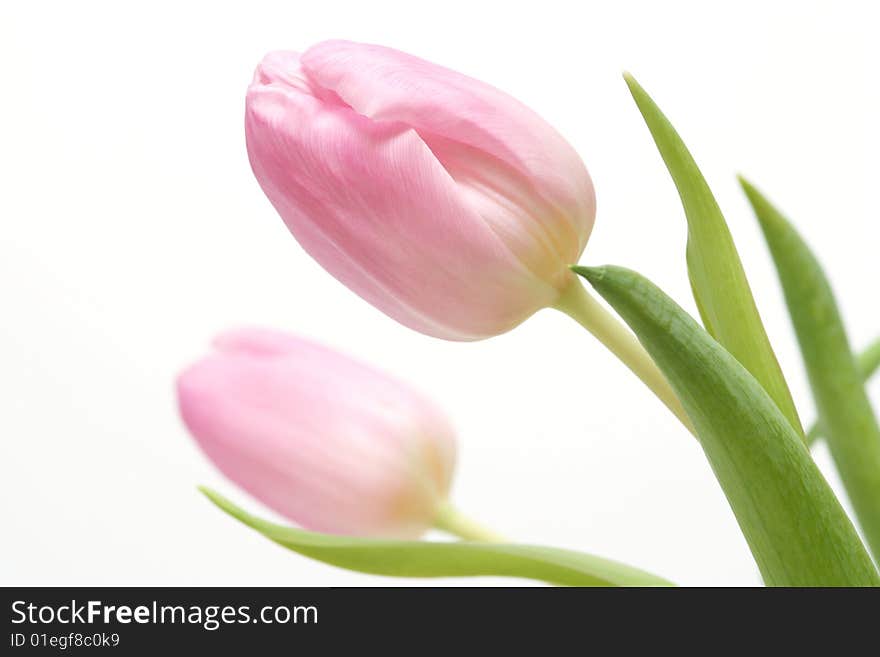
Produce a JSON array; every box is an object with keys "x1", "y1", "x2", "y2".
[
  {"x1": 246, "y1": 52, "x2": 555, "y2": 340},
  {"x1": 178, "y1": 329, "x2": 456, "y2": 537},
  {"x1": 301, "y1": 40, "x2": 596, "y2": 264}
]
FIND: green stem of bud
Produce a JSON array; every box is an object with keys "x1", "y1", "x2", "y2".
[
  {"x1": 433, "y1": 502, "x2": 505, "y2": 542},
  {"x1": 555, "y1": 275, "x2": 695, "y2": 434}
]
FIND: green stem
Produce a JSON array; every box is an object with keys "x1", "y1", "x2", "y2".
[
  {"x1": 433, "y1": 502, "x2": 505, "y2": 542},
  {"x1": 555, "y1": 276, "x2": 695, "y2": 434}
]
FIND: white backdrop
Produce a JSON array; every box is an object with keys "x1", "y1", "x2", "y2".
[{"x1": 1, "y1": 0, "x2": 878, "y2": 586}]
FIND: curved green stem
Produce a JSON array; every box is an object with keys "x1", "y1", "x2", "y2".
[
  {"x1": 433, "y1": 502, "x2": 505, "y2": 542},
  {"x1": 555, "y1": 275, "x2": 695, "y2": 434}
]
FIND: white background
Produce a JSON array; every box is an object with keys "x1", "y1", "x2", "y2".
[{"x1": 2, "y1": 0, "x2": 878, "y2": 586}]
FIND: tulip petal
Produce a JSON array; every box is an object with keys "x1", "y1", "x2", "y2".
[
  {"x1": 246, "y1": 52, "x2": 555, "y2": 339},
  {"x1": 178, "y1": 330, "x2": 456, "y2": 538},
  {"x1": 301, "y1": 40, "x2": 595, "y2": 272}
]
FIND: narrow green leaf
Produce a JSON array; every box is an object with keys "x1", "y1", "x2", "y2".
[
  {"x1": 200, "y1": 488, "x2": 673, "y2": 587},
  {"x1": 807, "y1": 338, "x2": 880, "y2": 445},
  {"x1": 623, "y1": 73, "x2": 803, "y2": 438},
  {"x1": 740, "y1": 178, "x2": 880, "y2": 561},
  {"x1": 573, "y1": 265, "x2": 879, "y2": 586}
]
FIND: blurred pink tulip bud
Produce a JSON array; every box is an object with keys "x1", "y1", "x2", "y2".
[
  {"x1": 246, "y1": 40, "x2": 596, "y2": 340},
  {"x1": 177, "y1": 328, "x2": 456, "y2": 538}
]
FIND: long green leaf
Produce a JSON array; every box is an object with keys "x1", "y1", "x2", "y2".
[
  {"x1": 807, "y1": 338, "x2": 880, "y2": 445},
  {"x1": 573, "y1": 265, "x2": 878, "y2": 586},
  {"x1": 623, "y1": 74, "x2": 803, "y2": 438},
  {"x1": 740, "y1": 178, "x2": 880, "y2": 561},
  {"x1": 200, "y1": 488, "x2": 673, "y2": 587}
]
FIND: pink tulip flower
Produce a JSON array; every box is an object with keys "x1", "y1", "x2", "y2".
[
  {"x1": 177, "y1": 328, "x2": 456, "y2": 538},
  {"x1": 245, "y1": 40, "x2": 596, "y2": 340}
]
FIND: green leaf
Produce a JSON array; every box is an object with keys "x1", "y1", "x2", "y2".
[
  {"x1": 199, "y1": 488, "x2": 673, "y2": 587},
  {"x1": 740, "y1": 178, "x2": 880, "y2": 561},
  {"x1": 573, "y1": 265, "x2": 879, "y2": 586},
  {"x1": 623, "y1": 74, "x2": 804, "y2": 438},
  {"x1": 807, "y1": 338, "x2": 880, "y2": 445}
]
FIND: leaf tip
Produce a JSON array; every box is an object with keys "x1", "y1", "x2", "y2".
[
  {"x1": 622, "y1": 71, "x2": 643, "y2": 98},
  {"x1": 198, "y1": 486, "x2": 230, "y2": 512},
  {"x1": 736, "y1": 174, "x2": 759, "y2": 200},
  {"x1": 737, "y1": 176, "x2": 782, "y2": 235},
  {"x1": 570, "y1": 265, "x2": 609, "y2": 292}
]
